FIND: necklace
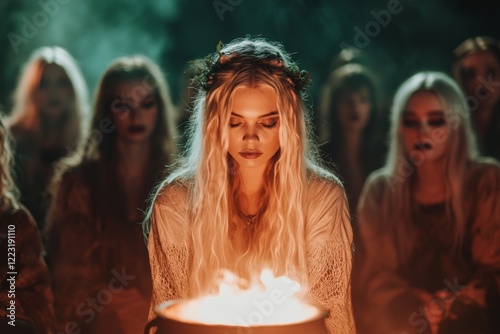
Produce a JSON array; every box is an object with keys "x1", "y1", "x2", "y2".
[{"x1": 242, "y1": 214, "x2": 257, "y2": 227}]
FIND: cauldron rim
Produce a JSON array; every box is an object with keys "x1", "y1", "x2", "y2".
[{"x1": 154, "y1": 298, "x2": 329, "y2": 328}]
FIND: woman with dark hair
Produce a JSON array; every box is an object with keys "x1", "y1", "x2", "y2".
[
  {"x1": 317, "y1": 63, "x2": 386, "y2": 216},
  {"x1": 45, "y1": 56, "x2": 177, "y2": 333}
]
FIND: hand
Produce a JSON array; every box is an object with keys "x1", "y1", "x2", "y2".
[
  {"x1": 422, "y1": 300, "x2": 444, "y2": 334},
  {"x1": 454, "y1": 280, "x2": 486, "y2": 308},
  {"x1": 471, "y1": 224, "x2": 500, "y2": 269},
  {"x1": 412, "y1": 288, "x2": 443, "y2": 334}
]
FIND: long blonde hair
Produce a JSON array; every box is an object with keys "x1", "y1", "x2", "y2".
[
  {"x1": 8, "y1": 46, "x2": 89, "y2": 149},
  {"x1": 146, "y1": 37, "x2": 334, "y2": 296},
  {"x1": 0, "y1": 117, "x2": 18, "y2": 212},
  {"x1": 384, "y1": 71, "x2": 478, "y2": 262}
]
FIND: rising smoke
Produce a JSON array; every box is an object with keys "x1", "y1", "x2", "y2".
[
  {"x1": 1, "y1": 0, "x2": 179, "y2": 111},
  {"x1": 1, "y1": 0, "x2": 498, "y2": 112}
]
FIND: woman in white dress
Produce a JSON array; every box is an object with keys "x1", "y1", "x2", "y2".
[{"x1": 144, "y1": 37, "x2": 355, "y2": 334}]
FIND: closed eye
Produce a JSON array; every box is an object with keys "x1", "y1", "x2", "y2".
[
  {"x1": 229, "y1": 118, "x2": 242, "y2": 127},
  {"x1": 261, "y1": 118, "x2": 279, "y2": 128}
]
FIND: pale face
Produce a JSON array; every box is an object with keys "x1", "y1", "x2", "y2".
[
  {"x1": 337, "y1": 87, "x2": 372, "y2": 131},
  {"x1": 36, "y1": 64, "x2": 74, "y2": 118},
  {"x1": 459, "y1": 51, "x2": 500, "y2": 108},
  {"x1": 228, "y1": 86, "x2": 280, "y2": 173},
  {"x1": 401, "y1": 90, "x2": 451, "y2": 165},
  {"x1": 110, "y1": 80, "x2": 159, "y2": 144}
]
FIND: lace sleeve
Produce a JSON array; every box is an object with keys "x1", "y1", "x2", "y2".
[
  {"x1": 147, "y1": 184, "x2": 191, "y2": 320},
  {"x1": 305, "y1": 178, "x2": 355, "y2": 334}
]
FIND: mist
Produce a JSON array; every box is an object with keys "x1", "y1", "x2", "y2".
[
  {"x1": 1, "y1": 0, "x2": 179, "y2": 107},
  {"x1": 1, "y1": 0, "x2": 499, "y2": 111}
]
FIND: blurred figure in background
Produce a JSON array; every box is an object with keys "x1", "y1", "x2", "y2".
[
  {"x1": 174, "y1": 59, "x2": 205, "y2": 153},
  {"x1": 45, "y1": 56, "x2": 177, "y2": 333},
  {"x1": 317, "y1": 63, "x2": 386, "y2": 218},
  {"x1": 453, "y1": 36, "x2": 500, "y2": 160},
  {"x1": 7, "y1": 46, "x2": 89, "y2": 229},
  {"x1": 329, "y1": 47, "x2": 374, "y2": 74},
  {"x1": 317, "y1": 64, "x2": 387, "y2": 330},
  {"x1": 0, "y1": 117, "x2": 55, "y2": 334},
  {"x1": 354, "y1": 72, "x2": 500, "y2": 334}
]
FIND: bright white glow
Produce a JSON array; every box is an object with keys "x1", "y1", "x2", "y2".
[{"x1": 159, "y1": 269, "x2": 321, "y2": 326}]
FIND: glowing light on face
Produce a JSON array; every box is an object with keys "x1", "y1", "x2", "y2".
[{"x1": 228, "y1": 86, "x2": 281, "y2": 174}]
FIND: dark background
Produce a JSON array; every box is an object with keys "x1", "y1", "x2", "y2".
[{"x1": 1, "y1": 0, "x2": 499, "y2": 114}]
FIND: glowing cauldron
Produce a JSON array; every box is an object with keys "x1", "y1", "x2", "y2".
[
  {"x1": 144, "y1": 299, "x2": 329, "y2": 334},
  {"x1": 144, "y1": 271, "x2": 329, "y2": 334}
]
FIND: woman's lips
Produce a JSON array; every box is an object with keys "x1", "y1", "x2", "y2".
[
  {"x1": 414, "y1": 142, "x2": 433, "y2": 151},
  {"x1": 128, "y1": 125, "x2": 146, "y2": 134},
  {"x1": 239, "y1": 151, "x2": 262, "y2": 159}
]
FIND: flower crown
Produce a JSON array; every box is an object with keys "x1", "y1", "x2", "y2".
[{"x1": 188, "y1": 41, "x2": 312, "y2": 93}]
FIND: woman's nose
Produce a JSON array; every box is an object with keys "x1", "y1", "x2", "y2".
[
  {"x1": 243, "y1": 125, "x2": 259, "y2": 141},
  {"x1": 419, "y1": 121, "x2": 431, "y2": 136},
  {"x1": 129, "y1": 107, "x2": 142, "y2": 121}
]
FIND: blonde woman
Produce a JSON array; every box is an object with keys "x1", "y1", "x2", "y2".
[
  {"x1": 8, "y1": 46, "x2": 89, "y2": 227},
  {"x1": 45, "y1": 56, "x2": 177, "y2": 333},
  {"x1": 144, "y1": 37, "x2": 355, "y2": 334},
  {"x1": 0, "y1": 117, "x2": 55, "y2": 333},
  {"x1": 354, "y1": 72, "x2": 500, "y2": 334}
]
